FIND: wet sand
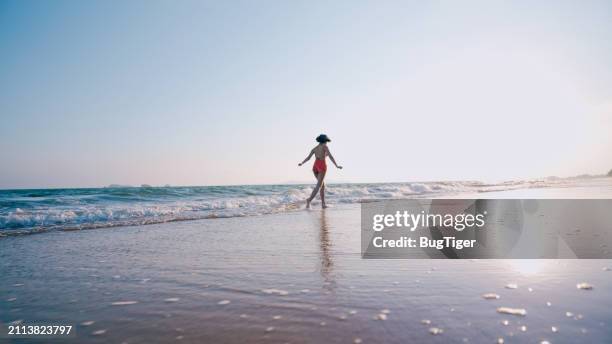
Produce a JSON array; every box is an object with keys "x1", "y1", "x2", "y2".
[{"x1": 1, "y1": 186, "x2": 612, "y2": 343}]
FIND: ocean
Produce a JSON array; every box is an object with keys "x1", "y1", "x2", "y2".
[{"x1": 0, "y1": 176, "x2": 603, "y2": 235}]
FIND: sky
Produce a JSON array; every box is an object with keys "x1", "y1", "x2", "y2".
[{"x1": 1, "y1": 0, "x2": 611, "y2": 189}]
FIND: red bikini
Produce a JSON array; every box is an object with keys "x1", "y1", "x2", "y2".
[{"x1": 313, "y1": 158, "x2": 327, "y2": 173}]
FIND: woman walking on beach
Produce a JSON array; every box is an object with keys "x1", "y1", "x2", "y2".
[{"x1": 298, "y1": 134, "x2": 342, "y2": 209}]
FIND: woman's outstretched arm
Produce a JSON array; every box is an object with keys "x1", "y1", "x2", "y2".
[
  {"x1": 298, "y1": 150, "x2": 314, "y2": 166},
  {"x1": 326, "y1": 147, "x2": 342, "y2": 169}
]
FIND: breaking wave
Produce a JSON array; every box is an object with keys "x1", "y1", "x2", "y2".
[{"x1": 0, "y1": 177, "x2": 598, "y2": 235}]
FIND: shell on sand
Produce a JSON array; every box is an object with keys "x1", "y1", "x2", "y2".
[
  {"x1": 111, "y1": 301, "x2": 138, "y2": 306},
  {"x1": 375, "y1": 313, "x2": 387, "y2": 321},
  {"x1": 482, "y1": 293, "x2": 500, "y2": 300},
  {"x1": 496, "y1": 307, "x2": 527, "y2": 316},
  {"x1": 429, "y1": 327, "x2": 443, "y2": 335}
]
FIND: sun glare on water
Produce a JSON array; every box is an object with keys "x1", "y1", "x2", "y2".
[{"x1": 507, "y1": 260, "x2": 549, "y2": 275}]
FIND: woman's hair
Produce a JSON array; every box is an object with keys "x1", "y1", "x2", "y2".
[{"x1": 316, "y1": 134, "x2": 330, "y2": 143}]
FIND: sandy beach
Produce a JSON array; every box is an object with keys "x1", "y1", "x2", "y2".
[{"x1": 2, "y1": 182, "x2": 612, "y2": 343}]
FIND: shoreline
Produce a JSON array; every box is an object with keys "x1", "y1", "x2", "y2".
[{"x1": 2, "y1": 177, "x2": 611, "y2": 239}]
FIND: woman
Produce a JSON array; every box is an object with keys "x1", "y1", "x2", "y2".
[{"x1": 298, "y1": 134, "x2": 342, "y2": 208}]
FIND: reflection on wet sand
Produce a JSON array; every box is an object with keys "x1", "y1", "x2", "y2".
[
  {"x1": 318, "y1": 209, "x2": 335, "y2": 290},
  {"x1": 1, "y1": 201, "x2": 610, "y2": 344}
]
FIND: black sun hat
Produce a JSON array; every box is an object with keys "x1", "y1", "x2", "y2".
[{"x1": 316, "y1": 134, "x2": 331, "y2": 143}]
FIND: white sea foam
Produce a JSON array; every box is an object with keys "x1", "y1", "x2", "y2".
[
  {"x1": 261, "y1": 288, "x2": 289, "y2": 296},
  {"x1": 0, "y1": 176, "x2": 602, "y2": 234}
]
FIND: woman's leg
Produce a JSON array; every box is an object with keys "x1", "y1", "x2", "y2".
[
  {"x1": 320, "y1": 181, "x2": 326, "y2": 208},
  {"x1": 306, "y1": 171, "x2": 326, "y2": 208}
]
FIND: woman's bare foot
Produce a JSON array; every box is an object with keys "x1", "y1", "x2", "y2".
[
  {"x1": 306, "y1": 199, "x2": 311, "y2": 209},
  {"x1": 321, "y1": 202, "x2": 327, "y2": 209}
]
